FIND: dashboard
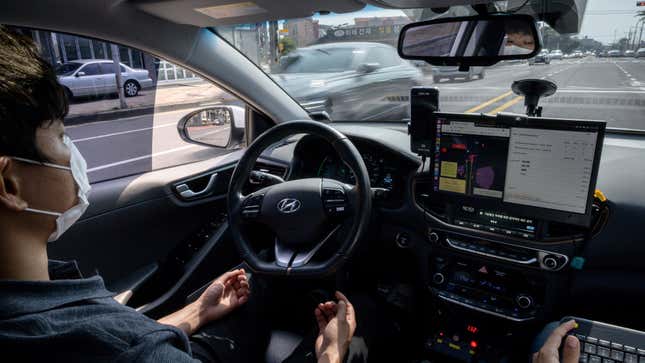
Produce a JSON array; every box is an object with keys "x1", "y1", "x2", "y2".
[
  {"x1": 288, "y1": 133, "x2": 420, "y2": 206},
  {"x1": 255, "y1": 121, "x2": 645, "y2": 361}
]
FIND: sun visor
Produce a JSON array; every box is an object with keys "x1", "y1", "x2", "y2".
[{"x1": 133, "y1": 0, "x2": 366, "y2": 27}]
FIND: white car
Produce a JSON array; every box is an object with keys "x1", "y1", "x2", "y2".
[
  {"x1": 549, "y1": 49, "x2": 563, "y2": 60},
  {"x1": 56, "y1": 59, "x2": 153, "y2": 98}
]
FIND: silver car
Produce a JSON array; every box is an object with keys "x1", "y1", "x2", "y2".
[
  {"x1": 432, "y1": 65, "x2": 485, "y2": 82},
  {"x1": 56, "y1": 59, "x2": 153, "y2": 98}
]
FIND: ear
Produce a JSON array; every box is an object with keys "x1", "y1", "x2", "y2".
[{"x1": 0, "y1": 157, "x2": 28, "y2": 212}]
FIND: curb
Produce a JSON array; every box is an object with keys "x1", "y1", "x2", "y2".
[{"x1": 64, "y1": 96, "x2": 238, "y2": 126}]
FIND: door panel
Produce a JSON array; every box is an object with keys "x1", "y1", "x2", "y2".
[{"x1": 48, "y1": 152, "x2": 242, "y2": 290}]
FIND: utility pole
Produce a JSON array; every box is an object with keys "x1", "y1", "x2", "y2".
[
  {"x1": 269, "y1": 21, "x2": 279, "y2": 67},
  {"x1": 110, "y1": 44, "x2": 127, "y2": 109},
  {"x1": 634, "y1": 18, "x2": 645, "y2": 50}
]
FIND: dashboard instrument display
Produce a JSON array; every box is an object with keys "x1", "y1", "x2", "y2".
[{"x1": 317, "y1": 152, "x2": 396, "y2": 190}]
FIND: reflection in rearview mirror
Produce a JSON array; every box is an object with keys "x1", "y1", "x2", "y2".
[{"x1": 399, "y1": 14, "x2": 539, "y2": 65}]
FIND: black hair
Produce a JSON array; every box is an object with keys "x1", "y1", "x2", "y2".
[
  {"x1": 505, "y1": 19, "x2": 532, "y2": 36},
  {"x1": 0, "y1": 26, "x2": 69, "y2": 162}
]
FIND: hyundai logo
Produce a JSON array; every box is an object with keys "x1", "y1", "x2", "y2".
[{"x1": 277, "y1": 198, "x2": 301, "y2": 214}]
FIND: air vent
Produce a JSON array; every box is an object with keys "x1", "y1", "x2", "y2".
[{"x1": 253, "y1": 161, "x2": 287, "y2": 179}]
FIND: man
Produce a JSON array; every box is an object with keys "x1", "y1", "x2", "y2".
[{"x1": 0, "y1": 27, "x2": 357, "y2": 363}]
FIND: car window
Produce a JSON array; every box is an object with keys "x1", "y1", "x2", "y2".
[
  {"x1": 80, "y1": 63, "x2": 101, "y2": 75},
  {"x1": 6, "y1": 26, "x2": 246, "y2": 183},
  {"x1": 273, "y1": 48, "x2": 356, "y2": 73},
  {"x1": 365, "y1": 46, "x2": 400, "y2": 67},
  {"x1": 98, "y1": 63, "x2": 126, "y2": 74},
  {"x1": 55, "y1": 62, "x2": 82, "y2": 76}
]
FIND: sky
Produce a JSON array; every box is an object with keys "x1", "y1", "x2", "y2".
[{"x1": 312, "y1": 1, "x2": 644, "y2": 45}]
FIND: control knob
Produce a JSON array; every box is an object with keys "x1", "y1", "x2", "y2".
[
  {"x1": 432, "y1": 272, "x2": 445, "y2": 285},
  {"x1": 543, "y1": 255, "x2": 559, "y2": 270},
  {"x1": 516, "y1": 294, "x2": 534, "y2": 309},
  {"x1": 428, "y1": 231, "x2": 439, "y2": 243}
]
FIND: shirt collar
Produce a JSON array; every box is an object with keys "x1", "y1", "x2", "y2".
[{"x1": 0, "y1": 260, "x2": 115, "y2": 320}]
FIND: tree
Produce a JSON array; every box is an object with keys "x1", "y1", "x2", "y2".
[{"x1": 278, "y1": 37, "x2": 296, "y2": 55}]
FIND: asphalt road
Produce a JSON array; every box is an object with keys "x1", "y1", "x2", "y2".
[
  {"x1": 67, "y1": 108, "x2": 234, "y2": 183},
  {"x1": 66, "y1": 56, "x2": 644, "y2": 183},
  {"x1": 435, "y1": 57, "x2": 645, "y2": 126}
]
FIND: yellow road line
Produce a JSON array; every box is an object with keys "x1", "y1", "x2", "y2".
[
  {"x1": 490, "y1": 96, "x2": 524, "y2": 114},
  {"x1": 464, "y1": 91, "x2": 513, "y2": 113}
]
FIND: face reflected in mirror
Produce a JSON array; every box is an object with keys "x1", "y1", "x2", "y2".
[
  {"x1": 184, "y1": 108, "x2": 232, "y2": 147},
  {"x1": 503, "y1": 19, "x2": 536, "y2": 53}
]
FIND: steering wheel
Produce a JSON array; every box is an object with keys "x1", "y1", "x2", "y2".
[{"x1": 227, "y1": 121, "x2": 372, "y2": 277}]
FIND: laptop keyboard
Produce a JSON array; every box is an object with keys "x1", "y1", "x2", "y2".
[{"x1": 561, "y1": 317, "x2": 645, "y2": 363}]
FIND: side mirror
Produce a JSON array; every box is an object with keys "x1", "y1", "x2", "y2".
[
  {"x1": 177, "y1": 106, "x2": 245, "y2": 149},
  {"x1": 76, "y1": 71, "x2": 86, "y2": 77},
  {"x1": 398, "y1": 14, "x2": 540, "y2": 66},
  {"x1": 357, "y1": 62, "x2": 380, "y2": 74}
]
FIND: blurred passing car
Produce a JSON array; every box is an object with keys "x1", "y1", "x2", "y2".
[
  {"x1": 608, "y1": 50, "x2": 621, "y2": 57},
  {"x1": 549, "y1": 49, "x2": 563, "y2": 60},
  {"x1": 432, "y1": 66, "x2": 485, "y2": 82},
  {"x1": 637, "y1": 48, "x2": 645, "y2": 58},
  {"x1": 56, "y1": 59, "x2": 153, "y2": 99},
  {"x1": 271, "y1": 42, "x2": 423, "y2": 121},
  {"x1": 624, "y1": 50, "x2": 635, "y2": 57},
  {"x1": 529, "y1": 49, "x2": 551, "y2": 64}
]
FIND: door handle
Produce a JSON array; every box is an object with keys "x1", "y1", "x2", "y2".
[{"x1": 175, "y1": 173, "x2": 218, "y2": 199}]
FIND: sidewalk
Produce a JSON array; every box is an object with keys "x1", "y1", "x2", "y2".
[{"x1": 65, "y1": 81, "x2": 238, "y2": 125}]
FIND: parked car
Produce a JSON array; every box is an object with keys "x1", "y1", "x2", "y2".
[
  {"x1": 608, "y1": 49, "x2": 622, "y2": 57},
  {"x1": 432, "y1": 65, "x2": 485, "y2": 82},
  {"x1": 529, "y1": 50, "x2": 551, "y2": 64},
  {"x1": 549, "y1": 49, "x2": 563, "y2": 60},
  {"x1": 637, "y1": 48, "x2": 645, "y2": 58},
  {"x1": 270, "y1": 42, "x2": 423, "y2": 121},
  {"x1": 624, "y1": 50, "x2": 635, "y2": 57},
  {"x1": 56, "y1": 59, "x2": 153, "y2": 98}
]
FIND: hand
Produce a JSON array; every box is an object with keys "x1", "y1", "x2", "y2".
[
  {"x1": 197, "y1": 268, "x2": 250, "y2": 322},
  {"x1": 315, "y1": 291, "x2": 357, "y2": 363},
  {"x1": 532, "y1": 320, "x2": 580, "y2": 363},
  {"x1": 157, "y1": 269, "x2": 249, "y2": 335}
]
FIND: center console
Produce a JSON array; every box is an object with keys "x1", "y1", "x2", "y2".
[{"x1": 408, "y1": 88, "x2": 607, "y2": 361}]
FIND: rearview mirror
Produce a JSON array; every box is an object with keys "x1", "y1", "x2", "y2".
[
  {"x1": 177, "y1": 106, "x2": 245, "y2": 149},
  {"x1": 76, "y1": 71, "x2": 86, "y2": 77},
  {"x1": 398, "y1": 14, "x2": 540, "y2": 66}
]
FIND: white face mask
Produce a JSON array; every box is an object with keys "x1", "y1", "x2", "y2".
[{"x1": 12, "y1": 135, "x2": 91, "y2": 242}]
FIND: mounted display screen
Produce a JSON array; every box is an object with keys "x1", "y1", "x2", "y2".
[{"x1": 423, "y1": 112, "x2": 605, "y2": 226}]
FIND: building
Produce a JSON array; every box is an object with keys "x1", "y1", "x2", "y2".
[
  {"x1": 8, "y1": 26, "x2": 200, "y2": 84},
  {"x1": 354, "y1": 16, "x2": 409, "y2": 27},
  {"x1": 284, "y1": 18, "x2": 320, "y2": 48}
]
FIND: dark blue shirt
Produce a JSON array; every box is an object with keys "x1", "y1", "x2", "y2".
[{"x1": 0, "y1": 260, "x2": 199, "y2": 362}]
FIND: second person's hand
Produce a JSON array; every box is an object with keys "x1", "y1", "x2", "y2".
[
  {"x1": 315, "y1": 291, "x2": 357, "y2": 363},
  {"x1": 532, "y1": 320, "x2": 580, "y2": 363}
]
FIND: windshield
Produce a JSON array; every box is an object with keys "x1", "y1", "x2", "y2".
[
  {"x1": 55, "y1": 62, "x2": 82, "y2": 76},
  {"x1": 217, "y1": 1, "x2": 645, "y2": 129}
]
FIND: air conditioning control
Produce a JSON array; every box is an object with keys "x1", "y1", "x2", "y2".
[
  {"x1": 516, "y1": 294, "x2": 534, "y2": 309},
  {"x1": 543, "y1": 256, "x2": 559, "y2": 270},
  {"x1": 428, "y1": 231, "x2": 439, "y2": 243},
  {"x1": 432, "y1": 272, "x2": 445, "y2": 285}
]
